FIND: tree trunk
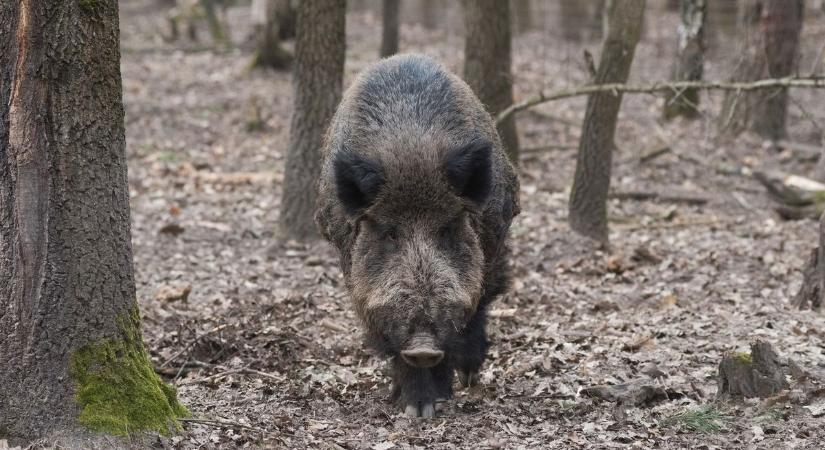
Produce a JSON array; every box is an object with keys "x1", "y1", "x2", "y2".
[
  {"x1": 568, "y1": 0, "x2": 645, "y2": 244},
  {"x1": 719, "y1": 0, "x2": 804, "y2": 140},
  {"x1": 793, "y1": 211, "x2": 825, "y2": 310},
  {"x1": 511, "y1": 0, "x2": 533, "y2": 34},
  {"x1": 559, "y1": 0, "x2": 590, "y2": 41},
  {"x1": 419, "y1": 0, "x2": 438, "y2": 29},
  {"x1": 0, "y1": 0, "x2": 186, "y2": 443},
  {"x1": 380, "y1": 0, "x2": 401, "y2": 57},
  {"x1": 717, "y1": 341, "x2": 790, "y2": 400},
  {"x1": 201, "y1": 0, "x2": 230, "y2": 47},
  {"x1": 463, "y1": 0, "x2": 520, "y2": 164},
  {"x1": 279, "y1": 0, "x2": 346, "y2": 241},
  {"x1": 664, "y1": 0, "x2": 706, "y2": 119},
  {"x1": 252, "y1": 0, "x2": 293, "y2": 69},
  {"x1": 706, "y1": 0, "x2": 739, "y2": 46},
  {"x1": 277, "y1": 0, "x2": 297, "y2": 40}
]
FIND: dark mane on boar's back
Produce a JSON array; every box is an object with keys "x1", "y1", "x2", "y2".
[{"x1": 315, "y1": 54, "x2": 519, "y2": 418}]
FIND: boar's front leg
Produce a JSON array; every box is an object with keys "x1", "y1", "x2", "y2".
[
  {"x1": 455, "y1": 304, "x2": 490, "y2": 388},
  {"x1": 391, "y1": 357, "x2": 453, "y2": 418}
]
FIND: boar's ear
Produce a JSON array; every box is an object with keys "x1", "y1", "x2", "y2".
[
  {"x1": 443, "y1": 139, "x2": 493, "y2": 205},
  {"x1": 334, "y1": 150, "x2": 385, "y2": 216}
]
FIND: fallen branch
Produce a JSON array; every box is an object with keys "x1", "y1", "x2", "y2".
[
  {"x1": 638, "y1": 146, "x2": 671, "y2": 164},
  {"x1": 613, "y1": 218, "x2": 724, "y2": 232},
  {"x1": 609, "y1": 190, "x2": 709, "y2": 205},
  {"x1": 498, "y1": 77, "x2": 825, "y2": 124},
  {"x1": 178, "y1": 367, "x2": 286, "y2": 386},
  {"x1": 520, "y1": 144, "x2": 578, "y2": 155}
]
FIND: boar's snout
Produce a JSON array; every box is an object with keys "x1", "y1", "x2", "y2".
[{"x1": 401, "y1": 334, "x2": 444, "y2": 368}]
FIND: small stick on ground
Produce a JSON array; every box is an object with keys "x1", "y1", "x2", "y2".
[
  {"x1": 179, "y1": 367, "x2": 286, "y2": 386},
  {"x1": 638, "y1": 145, "x2": 671, "y2": 164},
  {"x1": 609, "y1": 190, "x2": 709, "y2": 205},
  {"x1": 180, "y1": 417, "x2": 268, "y2": 433}
]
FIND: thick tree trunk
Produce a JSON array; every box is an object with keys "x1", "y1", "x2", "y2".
[
  {"x1": 252, "y1": 0, "x2": 293, "y2": 69},
  {"x1": 719, "y1": 0, "x2": 804, "y2": 140},
  {"x1": 568, "y1": 0, "x2": 645, "y2": 244},
  {"x1": 664, "y1": 0, "x2": 706, "y2": 119},
  {"x1": 380, "y1": 0, "x2": 400, "y2": 57},
  {"x1": 279, "y1": 0, "x2": 346, "y2": 241},
  {"x1": 463, "y1": 0, "x2": 520, "y2": 164},
  {"x1": 0, "y1": 0, "x2": 186, "y2": 443}
]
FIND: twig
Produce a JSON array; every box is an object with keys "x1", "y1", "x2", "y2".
[
  {"x1": 524, "y1": 109, "x2": 582, "y2": 128},
  {"x1": 520, "y1": 144, "x2": 578, "y2": 155},
  {"x1": 614, "y1": 218, "x2": 724, "y2": 231},
  {"x1": 160, "y1": 323, "x2": 229, "y2": 368},
  {"x1": 609, "y1": 190, "x2": 709, "y2": 205},
  {"x1": 178, "y1": 367, "x2": 285, "y2": 386},
  {"x1": 497, "y1": 76, "x2": 825, "y2": 124},
  {"x1": 638, "y1": 146, "x2": 672, "y2": 164}
]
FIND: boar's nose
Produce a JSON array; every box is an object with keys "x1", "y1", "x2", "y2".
[{"x1": 401, "y1": 347, "x2": 444, "y2": 368}]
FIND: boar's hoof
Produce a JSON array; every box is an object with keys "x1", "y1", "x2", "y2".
[
  {"x1": 405, "y1": 402, "x2": 436, "y2": 418},
  {"x1": 457, "y1": 370, "x2": 479, "y2": 388},
  {"x1": 401, "y1": 347, "x2": 444, "y2": 368}
]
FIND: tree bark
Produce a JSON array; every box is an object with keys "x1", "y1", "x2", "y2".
[
  {"x1": 380, "y1": 0, "x2": 400, "y2": 57},
  {"x1": 719, "y1": 0, "x2": 804, "y2": 140},
  {"x1": 559, "y1": 0, "x2": 590, "y2": 41},
  {"x1": 463, "y1": 0, "x2": 520, "y2": 164},
  {"x1": 0, "y1": 0, "x2": 185, "y2": 442},
  {"x1": 793, "y1": 211, "x2": 825, "y2": 310},
  {"x1": 706, "y1": 0, "x2": 739, "y2": 46},
  {"x1": 664, "y1": 0, "x2": 706, "y2": 119},
  {"x1": 279, "y1": 0, "x2": 346, "y2": 241},
  {"x1": 511, "y1": 0, "x2": 533, "y2": 34},
  {"x1": 568, "y1": 0, "x2": 645, "y2": 244},
  {"x1": 419, "y1": 0, "x2": 438, "y2": 29},
  {"x1": 252, "y1": 0, "x2": 293, "y2": 69},
  {"x1": 717, "y1": 341, "x2": 790, "y2": 400}
]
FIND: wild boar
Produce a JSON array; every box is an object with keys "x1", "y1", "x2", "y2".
[{"x1": 315, "y1": 54, "x2": 519, "y2": 417}]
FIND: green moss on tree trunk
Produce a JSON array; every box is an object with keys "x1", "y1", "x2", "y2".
[{"x1": 69, "y1": 309, "x2": 188, "y2": 436}]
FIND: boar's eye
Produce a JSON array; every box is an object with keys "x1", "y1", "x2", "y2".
[
  {"x1": 437, "y1": 217, "x2": 463, "y2": 252},
  {"x1": 334, "y1": 150, "x2": 385, "y2": 216},
  {"x1": 442, "y1": 139, "x2": 493, "y2": 206}
]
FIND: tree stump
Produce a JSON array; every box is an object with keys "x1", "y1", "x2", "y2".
[
  {"x1": 793, "y1": 211, "x2": 825, "y2": 310},
  {"x1": 716, "y1": 341, "x2": 789, "y2": 400}
]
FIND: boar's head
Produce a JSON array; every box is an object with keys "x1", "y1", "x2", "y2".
[{"x1": 332, "y1": 135, "x2": 494, "y2": 367}]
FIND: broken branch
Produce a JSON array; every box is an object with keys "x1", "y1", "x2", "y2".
[{"x1": 498, "y1": 77, "x2": 825, "y2": 124}]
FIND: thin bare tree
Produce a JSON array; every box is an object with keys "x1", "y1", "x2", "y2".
[{"x1": 569, "y1": 0, "x2": 646, "y2": 244}]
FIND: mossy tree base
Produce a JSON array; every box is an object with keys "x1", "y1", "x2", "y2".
[
  {"x1": 716, "y1": 341, "x2": 789, "y2": 400},
  {"x1": 69, "y1": 311, "x2": 188, "y2": 436}
]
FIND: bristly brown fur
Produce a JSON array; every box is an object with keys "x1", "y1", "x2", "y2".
[{"x1": 315, "y1": 54, "x2": 519, "y2": 417}]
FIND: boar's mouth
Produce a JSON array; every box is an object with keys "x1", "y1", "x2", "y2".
[{"x1": 400, "y1": 333, "x2": 444, "y2": 368}]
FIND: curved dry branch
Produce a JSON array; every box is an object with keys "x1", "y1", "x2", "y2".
[{"x1": 497, "y1": 77, "x2": 825, "y2": 124}]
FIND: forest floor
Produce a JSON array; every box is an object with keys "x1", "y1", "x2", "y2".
[{"x1": 119, "y1": 2, "x2": 825, "y2": 449}]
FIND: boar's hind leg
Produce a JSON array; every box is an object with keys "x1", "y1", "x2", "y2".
[{"x1": 391, "y1": 357, "x2": 443, "y2": 418}]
